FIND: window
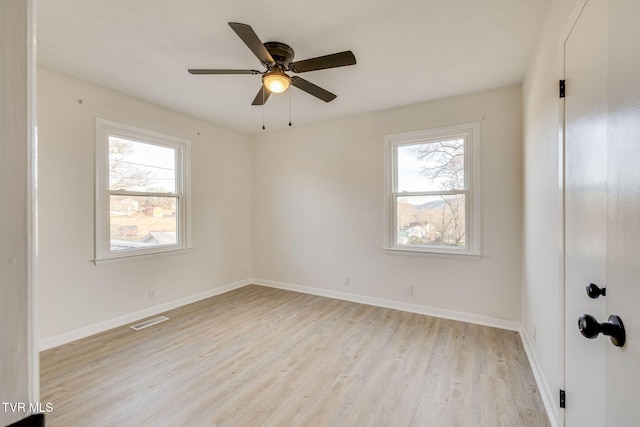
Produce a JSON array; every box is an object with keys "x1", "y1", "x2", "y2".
[
  {"x1": 384, "y1": 122, "x2": 480, "y2": 255},
  {"x1": 95, "y1": 118, "x2": 191, "y2": 262}
]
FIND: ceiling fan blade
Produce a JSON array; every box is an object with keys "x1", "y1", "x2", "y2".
[
  {"x1": 188, "y1": 69, "x2": 261, "y2": 75},
  {"x1": 251, "y1": 86, "x2": 271, "y2": 105},
  {"x1": 228, "y1": 22, "x2": 274, "y2": 65},
  {"x1": 290, "y1": 51, "x2": 356, "y2": 73},
  {"x1": 290, "y1": 76, "x2": 337, "y2": 102}
]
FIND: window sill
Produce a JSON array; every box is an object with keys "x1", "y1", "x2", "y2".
[
  {"x1": 93, "y1": 246, "x2": 192, "y2": 265},
  {"x1": 383, "y1": 247, "x2": 483, "y2": 261}
]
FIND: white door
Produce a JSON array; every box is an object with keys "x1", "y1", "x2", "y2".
[
  {"x1": 604, "y1": 0, "x2": 640, "y2": 424},
  {"x1": 564, "y1": 0, "x2": 640, "y2": 425},
  {"x1": 564, "y1": 0, "x2": 608, "y2": 425}
]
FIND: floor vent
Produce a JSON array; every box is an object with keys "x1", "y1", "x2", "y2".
[{"x1": 130, "y1": 316, "x2": 169, "y2": 331}]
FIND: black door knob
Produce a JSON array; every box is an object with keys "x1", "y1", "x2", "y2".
[
  {"x1": 586, "y1": 283, "x2": 606, "y2": 299},
  {"x1": 578, "y1": 314, "x2": 626, "y2": 347}
]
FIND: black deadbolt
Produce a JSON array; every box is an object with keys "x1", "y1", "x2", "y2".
[
  {"x1": 578, "y1": 314, "x2": 626, "y2": 347},
  {"x1": 586, "y1": 283, "x2": 606, "y2": 299}
]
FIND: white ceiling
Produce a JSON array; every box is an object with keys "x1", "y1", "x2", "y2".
[{"x1": 37, "y1": 0, "x2": 551, "y2": 135}]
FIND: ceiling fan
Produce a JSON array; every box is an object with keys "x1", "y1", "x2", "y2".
[{"x1": 188, "y1": 22, "x2": 356, "y2": 105}]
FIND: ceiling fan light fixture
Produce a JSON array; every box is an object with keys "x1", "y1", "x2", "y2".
[{"x1": 262, "y1": 70, "x2": 291, "y2": 93}]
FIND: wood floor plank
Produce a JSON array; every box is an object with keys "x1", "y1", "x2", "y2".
[{"x1": 40, "y1": 285, "x2": 550, "y2": 426}]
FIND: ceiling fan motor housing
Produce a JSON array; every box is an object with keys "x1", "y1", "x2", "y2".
[{"x1": 264, "y1": 42, "x2": 295, "y2": 69}]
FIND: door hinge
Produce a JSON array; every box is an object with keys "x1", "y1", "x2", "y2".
[
  {"x1": 559, "y1": 80, "x2": 566, "y2": 98},
  {"x1": 560, "y1": 389, "x2": 566, "y2": 408}
]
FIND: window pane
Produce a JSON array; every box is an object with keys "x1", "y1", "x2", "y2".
[
  {"x1": 109, "y1": 137, "x2": 176, "y2": 193},
  {"x1": 396, "y1": 194, "x2": 466, "y2": 247},
  {"x1": 109, "y1": 195, "x2": 178, "y2": 251},
  {"x1": 397, "y1": 139, "x2": 465, "y2": 192}
]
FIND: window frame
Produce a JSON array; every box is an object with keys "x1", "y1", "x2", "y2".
[
  {"x1": 383, "y1": 122, "x2": 481, "y2": 256},
  {"x1": 95, "y1": 118, "x2": 191, "y2": 264}
]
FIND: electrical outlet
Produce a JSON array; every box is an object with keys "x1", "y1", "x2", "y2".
[
  {"x1": 344, "y1": 276, "x2": 351, "y2": 286},
  {"x1": 148, "y1": 288, "x2": 157, "y2": 300},
  {"x1": 404, "y1": 285, "x2": 413, "y2": 296}
]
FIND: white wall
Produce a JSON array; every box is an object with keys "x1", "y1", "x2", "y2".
[
  {"x1": 252, "y1": 84, "x2": 523, "y2": 321},
  {"x1": 37, "y1": 68, "x2": 253, "y2": 343},
  {"x1": 1, "y1": 0, "x2": 37, "y2": 424},
  {"x1": 37, "y1": 72, "x2": 526, "y2": 346},
  {"x1": 522, "y1": 0, "x2": 581, "y2": 424}
]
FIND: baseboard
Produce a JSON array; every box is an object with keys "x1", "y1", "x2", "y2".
[
  {"x1": 251, "y1": 278, "x2": 521, "y2": 331},
  {"x1": 39, "y1": 278, "x2": 251, "y2": 351},
  {"x1": 519, "y1": 325, "x2": 558, "y2": 427}
]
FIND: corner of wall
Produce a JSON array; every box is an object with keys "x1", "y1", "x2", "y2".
[{"x1": 519, "y1": 325, "x2": 559, "y2": 427}]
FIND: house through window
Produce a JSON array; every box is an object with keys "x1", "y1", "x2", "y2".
[
  {"x1": 384, "y1": 122, "x2": 480, "y2": 255},
  {"x1": 95, "y1": 118, "x2": 191, "y2": 263}
]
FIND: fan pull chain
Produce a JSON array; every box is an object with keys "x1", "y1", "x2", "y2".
[
  {"x1": 289, "y1": 94, "x2": 292, "y2": 127},
  {"x1": 262, "y1": 89, "x2": 266, "y2": 130}
]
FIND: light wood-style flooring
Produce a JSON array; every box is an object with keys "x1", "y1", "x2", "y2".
[{"x1": 40, "y1": 285, "x2": 550, "y2": 426}]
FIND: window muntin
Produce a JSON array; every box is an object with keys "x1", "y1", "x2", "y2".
[
  {"x1": 384, "y1": 123, "x2": 480, "y2": 255},
  {"x1": 96, "y1": 119, "x2": 190, "y2": 262}
]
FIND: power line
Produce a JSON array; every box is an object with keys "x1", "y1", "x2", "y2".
[{"x1": 110, "y1": 158, "x2": 175, "y2": 171}]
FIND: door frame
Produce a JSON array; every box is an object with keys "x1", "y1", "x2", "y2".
[
  {"x1": 558, "y1": 1, "x2": 596, "y2": 426},
  {"x1": 0, "y1": 0, "x2": 39, "y2": 419}
]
